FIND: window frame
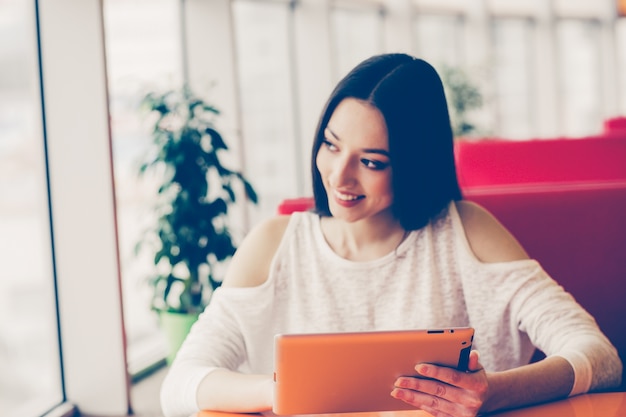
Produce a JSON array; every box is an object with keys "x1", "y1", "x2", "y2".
[{"x1": 37, "y1": 0, "x2": 130, "y2": 414}]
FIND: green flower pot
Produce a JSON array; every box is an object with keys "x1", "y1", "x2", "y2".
[{"x1": 159, "y1": 310, "x2": 200, "y2": 364}]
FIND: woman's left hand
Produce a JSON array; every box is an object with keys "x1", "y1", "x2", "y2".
[{"x1": 391, "y1": 350, "x2": 488, "y2": 417}]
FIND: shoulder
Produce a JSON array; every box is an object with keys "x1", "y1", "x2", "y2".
[
  {"x1": 221, "y1": 215, "x2": 292, "y2": 288},
  {"x1": 454, "y1": 200, "x2": 529, "y2": 263}
]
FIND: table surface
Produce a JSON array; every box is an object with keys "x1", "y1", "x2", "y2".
[{"x1": 194, "y1": 391, "x2": 626, "y2": 417}]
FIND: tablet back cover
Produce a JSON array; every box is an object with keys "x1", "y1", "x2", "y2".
[{"x1": 273, "y1": 328, "x2": 474, "y2": 415}]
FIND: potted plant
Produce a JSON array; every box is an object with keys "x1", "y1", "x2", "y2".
[
  {"x1": 137, "y1": 84, "x2": 258, "y2": 363},
  {"x1": 439, "y1": 65, "x2": 484, "y2": 138}
]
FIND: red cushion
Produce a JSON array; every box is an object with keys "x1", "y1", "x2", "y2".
[
  {"x1": 455, "y1": 135, "x2": 626, "y2": 187},
  {"x1": 277, "y1": 197, "x2": 315, "y2": 215}
]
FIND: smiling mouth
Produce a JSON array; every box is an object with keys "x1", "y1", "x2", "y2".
[{"x1": 334, "y1": 190, "x2": 364, "y2": 201}]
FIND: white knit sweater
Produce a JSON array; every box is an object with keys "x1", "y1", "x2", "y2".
[{"x1": 160, "y1": 203, "x2": 621, "y2": 417}]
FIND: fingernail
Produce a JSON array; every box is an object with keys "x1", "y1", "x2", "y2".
[{"x1": 415, "y1": 364, "x2": 429, "y2": 375}]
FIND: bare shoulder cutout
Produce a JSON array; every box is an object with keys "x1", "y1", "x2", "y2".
[
  {"x1": 221, "y1": 215, "x2": 292, "y2": 288},
  {"x1": 455, "y1": 200, "x2": 529, "y2": 263}
]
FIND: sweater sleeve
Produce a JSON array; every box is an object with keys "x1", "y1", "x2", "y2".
[
  {"x1": 460, "y1": 256, "x2": 622, "y2": 395},
  {"x1": 448, "y1": 203, "x2": 622, "y2": 394},
  {"x1": 507, "y1": 264, "x2": 623, "y2": 394},
  {"x1": 160, "y1": 282, "x2": 276, "y2": 417}
]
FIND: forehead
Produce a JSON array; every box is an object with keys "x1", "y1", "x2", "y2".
[{"x1": 326, "y1": 98, "x2": 389, "y2": 149}]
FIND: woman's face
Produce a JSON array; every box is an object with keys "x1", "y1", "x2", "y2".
[{"x1": 316, "y1": 98, "x2": 393, "y2": 223}]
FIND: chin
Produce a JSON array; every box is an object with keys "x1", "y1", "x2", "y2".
[
  {"x1": 328, "y1": 205, "x2": 363, "y2": 222},
  {"x1": 330, "y1": 203, "x2": 395, "y2": 224}
]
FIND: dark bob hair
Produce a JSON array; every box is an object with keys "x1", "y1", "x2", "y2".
[{"x1": 311, "y1": 53, "x2": 462, "y2": 231}]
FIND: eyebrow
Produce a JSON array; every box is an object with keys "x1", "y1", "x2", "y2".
[{"x1": 325, "y1": 127, "x2": 390, "y2": 157}]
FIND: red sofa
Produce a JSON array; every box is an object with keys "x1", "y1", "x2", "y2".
[{"x1": 277, "y1": 117, "x2": 626, "y2": 387}]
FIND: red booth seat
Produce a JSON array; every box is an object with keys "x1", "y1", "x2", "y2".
[
  {"x1": 277, "y1": 197, "x2": 315, "y2": 215},
  {"x1": 454, "y1": 135, "x2": 626, "y2": 187}
]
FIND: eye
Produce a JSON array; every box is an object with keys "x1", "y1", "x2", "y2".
[
  {"x1": 322, "y1": 139, "x2": 338, "y2": 152},
  {"x1": 361, "y1": 158, "x2": 389, "y2": 171}
]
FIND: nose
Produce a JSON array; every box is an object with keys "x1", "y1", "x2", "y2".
[{"x1": 329, "y1": 155, "x2": 357, "y2": 188}]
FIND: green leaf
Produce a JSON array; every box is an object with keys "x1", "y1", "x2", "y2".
[
  {"x1": 137, "y1": 83, "x2": 259, "y2": 313},
  {"x1": 206, "y1": 127, "x2": 228, "y2": 150}
]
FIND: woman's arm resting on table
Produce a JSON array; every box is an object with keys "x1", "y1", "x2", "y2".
[
  {"x1": 197, "y1": 369, "x2": 274, "y2": 412},
  {"x1": 193, "y1": 216, "x2": 289, "y2": 413},
  {"x1": 161, "y1": 216, "x2": 290, "y2": 417},
  {"x1": 483, "y1": 355, "x2": 574, "y2": 412}
]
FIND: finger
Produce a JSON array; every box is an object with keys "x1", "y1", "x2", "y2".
[
  {"x1": 421, "y1": 404, "x2": 457, "y2": 417},
  {"x1": 394, "y1": 375, "x2": 456, "y2": 399},
  {"x1": 394, "y1": 376, "x2": 482, "y2": 413},
  {"x1": 468, "y1": 350, "x2": 483, "y2": 372},
  {"x1": 415, "y1": 363, "x2": 482, "y2": 392},
  {"x1": 391, "y1": 386, "x2": 479, "y2": 417},
  {"x1": 391, "y1": 386, "x2": 462, "y2": 417}
]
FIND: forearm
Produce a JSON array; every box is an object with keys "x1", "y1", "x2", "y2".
[
  {"x1": 482, "y1": 356, "x2": 575, "y2": 413},
  {"x1": 196, "y1": 368, "x2": 274, "y2": 412}
]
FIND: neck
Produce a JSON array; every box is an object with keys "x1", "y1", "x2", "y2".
[{"x1": 320, "y1": 214, "x2": 408, "y2": 262}]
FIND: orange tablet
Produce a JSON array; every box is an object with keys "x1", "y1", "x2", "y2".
[{"x1": 273, "y1": 327, "x2": 474, "y2": 415}]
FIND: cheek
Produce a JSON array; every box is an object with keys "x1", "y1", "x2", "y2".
[{"x1": 372, "y1": 176, "x2": 394, "y2": 201}]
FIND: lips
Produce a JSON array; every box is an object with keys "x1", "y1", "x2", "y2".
[{"x1": 333, "y1": 189, "x2": 364, "y2": 202}]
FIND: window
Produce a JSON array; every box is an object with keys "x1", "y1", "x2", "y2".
[
  {"x1": 555, "y1": 19, "x2": 603, "y2": 136},
  {"x1": 330, "y1": 3, "x2": 384, "y2": 81},
  {"x1": 0, "y1": 2, "x2": 63, "y2": 416},
  {"x1": 232, "y1": 0, "x2": 298, "y2": 225},
  {"x1": 617, "y1": 18, "x2": 626, "y2": 115},
  {"x1": 412, "y1": 13, "x2": 465, "y2": 69},
  {"x1": 491, "y1": 17, "x2": 535, "y2": 138},
  {"x1": 103, "y1": 0, "x2": 183, "y2": 375}
]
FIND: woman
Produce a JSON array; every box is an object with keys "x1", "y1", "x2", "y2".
[{"x1": 161, "y1": 54, "x2": 622, "y2": 417}]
